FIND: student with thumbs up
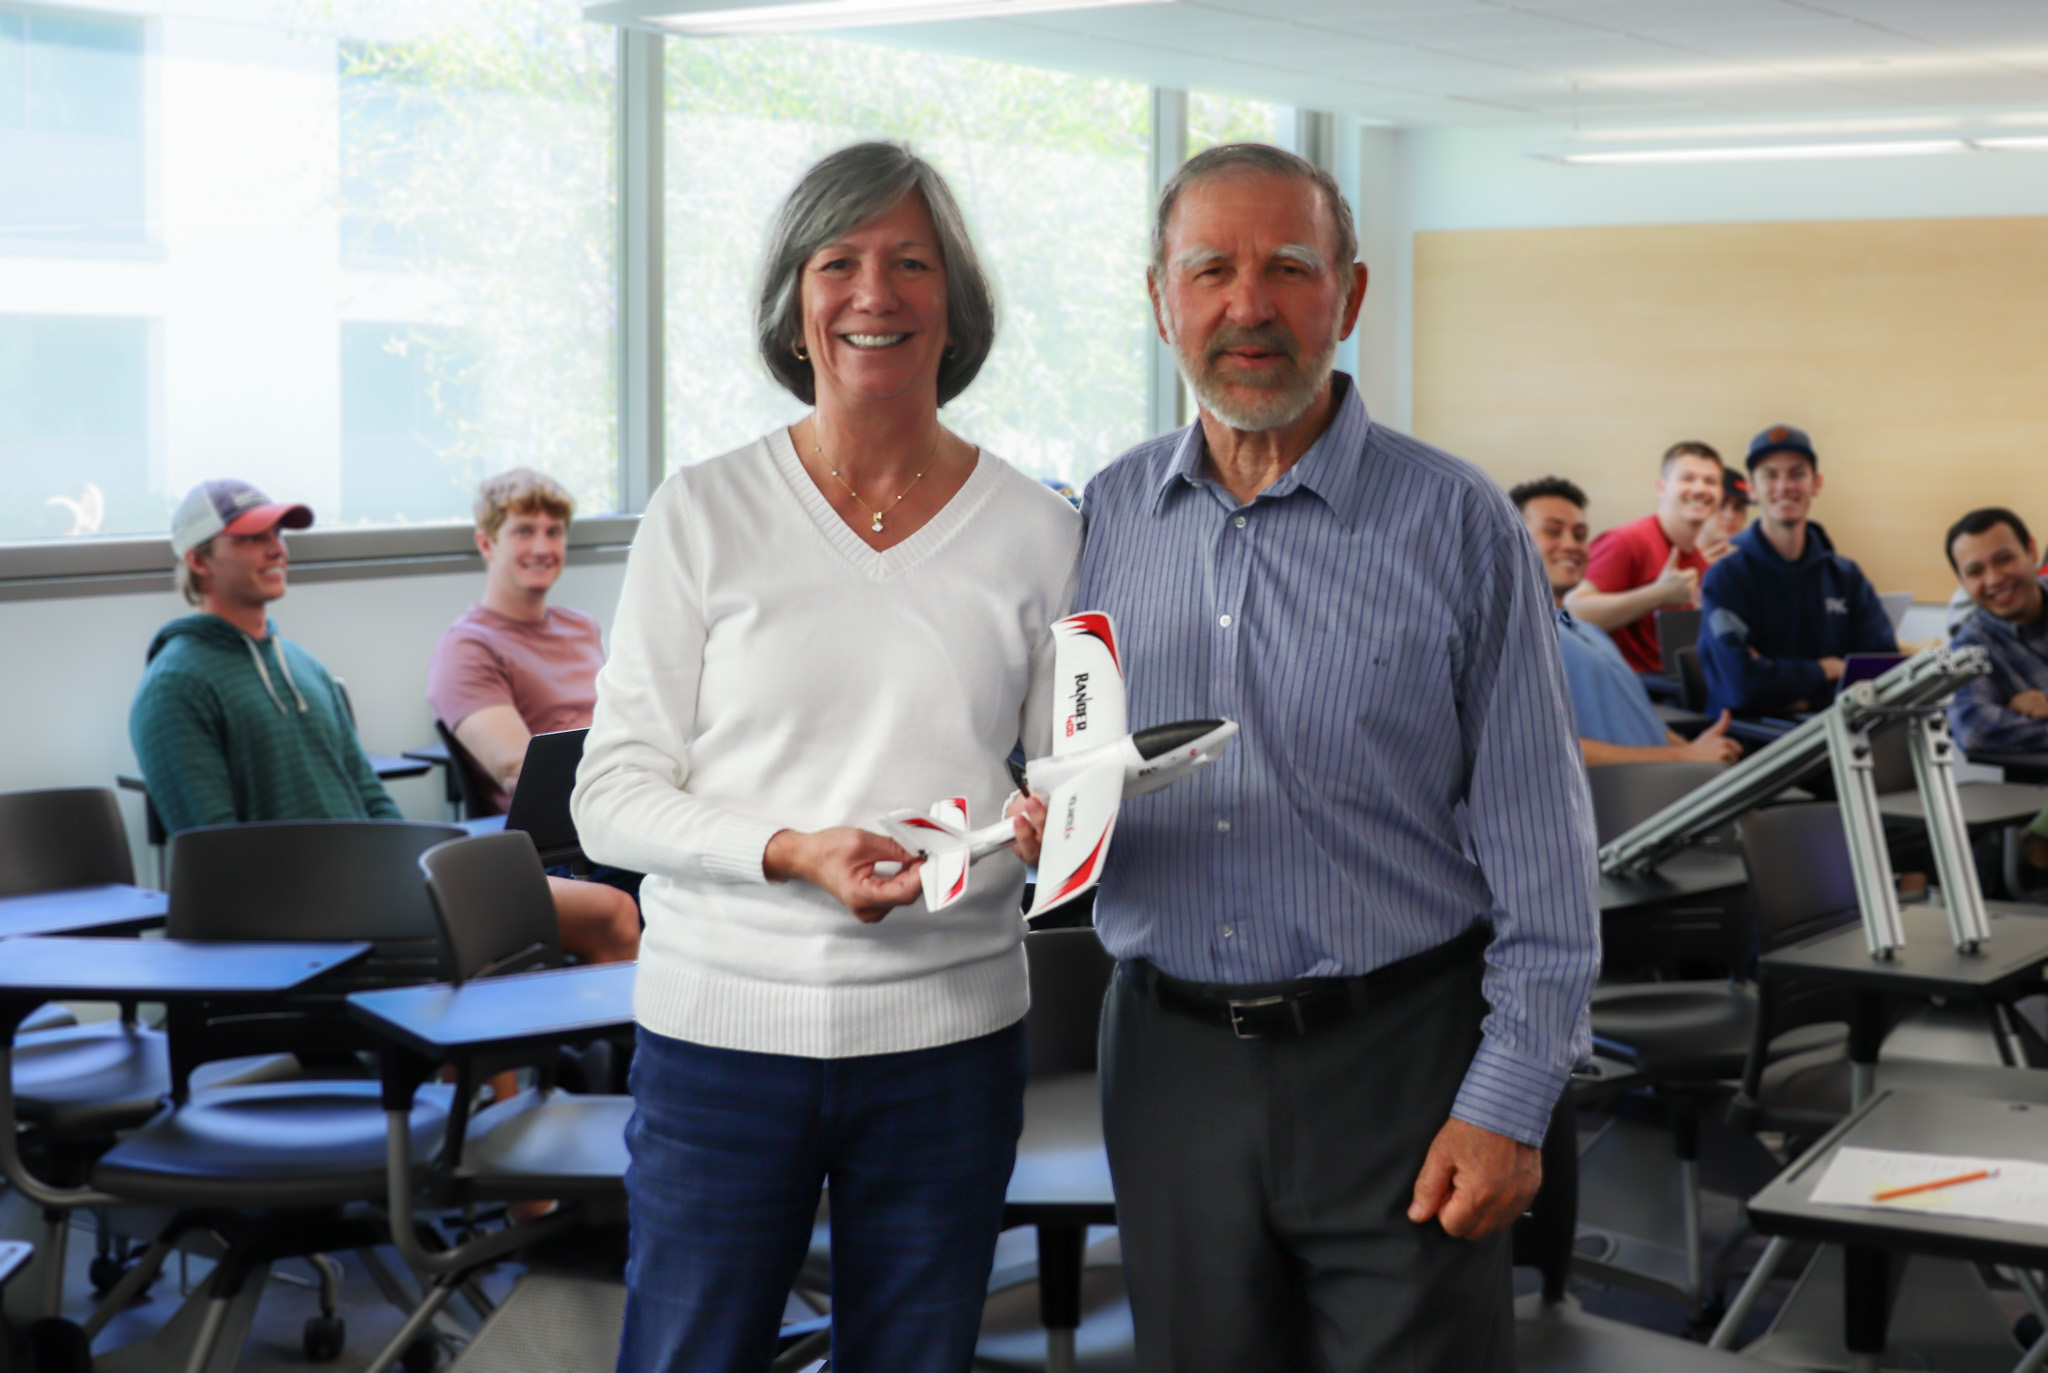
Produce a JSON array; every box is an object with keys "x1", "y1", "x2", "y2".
[{"x1": 1565, "y1": 440, "x2": 1722, "y2": 672}]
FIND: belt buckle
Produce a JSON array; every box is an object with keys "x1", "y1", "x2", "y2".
[{"x1": 1227, "y1": 994, "x2": 1288, "y2": 1039}]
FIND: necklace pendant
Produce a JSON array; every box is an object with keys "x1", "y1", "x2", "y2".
[{"x1": 870, "y1": 514, "x2": 884, "y2": 533}]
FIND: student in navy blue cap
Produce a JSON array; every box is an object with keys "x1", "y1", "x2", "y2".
[{"x1": 1696, "y1": 425, "x2": 1898, "y2": 716}]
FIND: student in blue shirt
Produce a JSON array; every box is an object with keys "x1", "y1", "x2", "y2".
[{"x1": 1511, "y1": 477, "x2": 1741, "y2": 766}]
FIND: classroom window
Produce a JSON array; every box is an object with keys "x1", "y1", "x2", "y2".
[
  {"x1": 1, "y1": 0, "x2": 616, "y2": 546},
  {"x1": 663, "y1": 36, "x2": 1153, "y2": 489},
  {"x1": 0, "y1": 5, "x2": 147, "y2": 248},
  {"x1": 1187, "y1": 91, "x2": 1277, "y2": 157},
  {"x1": 0, "y1": 314, "x2": 151, "y2": 542}
]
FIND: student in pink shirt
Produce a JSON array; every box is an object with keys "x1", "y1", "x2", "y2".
[{"x1": 429, "y1": 469, "x2": 638, "y2": 964}]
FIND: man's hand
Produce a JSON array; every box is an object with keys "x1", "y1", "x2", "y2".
[
  {"x1": 1408, "y1": 1117, "x2": 1542, "y2": 1241},
  {"x1": 2010, "y1": 690, "x2": 2048, "y2": 720},
  {"x1": 1819, "y1": 656, "x2": 1847, "y2": 682},
  {"x1": 1652, "y1": 547, "x2": 1701, "y2": 607},
  {"x1": 1005, "y1": 789, "x2": 1048, "y2": 866},
  {"x1": 764, "y1": 827, "x2": 924, "y2": 923},
  {"x1": 1676, "y1": 710, "x2": 1742, "y2": 764}
]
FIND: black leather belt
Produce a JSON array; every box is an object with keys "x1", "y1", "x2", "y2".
[{"x1": 1134, "y1": 922, "x2": 1491, "y2": 1040}]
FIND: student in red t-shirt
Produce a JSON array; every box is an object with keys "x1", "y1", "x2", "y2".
[{"x1": 1566, "y1": 440, "x2": 1723, "y2": 674}]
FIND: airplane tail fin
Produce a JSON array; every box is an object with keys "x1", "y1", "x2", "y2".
[{"x1": 877, "y1": 798, "x2": 976, "y2": 912}]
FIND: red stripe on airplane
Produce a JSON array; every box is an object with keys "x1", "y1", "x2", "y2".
[
  {"x1": 1067, "y1": 612, "x2": 1120, "y2": 671},
  {"x1": 1051, "y1": 830, "x2": 1110, "y2": 902}
]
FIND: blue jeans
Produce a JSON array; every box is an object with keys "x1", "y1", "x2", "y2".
[{"x1": 616, "y1": 1020, "x2": 1027, "y2": 1373}]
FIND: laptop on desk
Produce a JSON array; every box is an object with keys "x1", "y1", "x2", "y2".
[
  {"x1": 1840, "y1": 654, "x2": 1907, "y2": 690},
  {"x1": 504, "y1": 728, "x2": 588, "y2": 868}
]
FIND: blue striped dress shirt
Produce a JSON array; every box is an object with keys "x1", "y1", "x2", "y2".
[{"x1": 1075, "y1": 374, "x2": 1601, "y2": 1146}]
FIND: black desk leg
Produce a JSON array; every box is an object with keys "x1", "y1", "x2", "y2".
[
  {"x1": 1844, "y1": 1245, "x2": 1891, "y2": 1373},
  {"x1": 1849, "y1": 994, "x2": 1888, "y2": 1108},
  {"x1": 1037, "y1": 1221, "x2": 1087, "y2": 1373}
]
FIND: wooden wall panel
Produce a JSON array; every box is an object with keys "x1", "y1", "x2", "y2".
[{"x1": 1412, "y1": 217, "x2": 2048, "y2": 601}]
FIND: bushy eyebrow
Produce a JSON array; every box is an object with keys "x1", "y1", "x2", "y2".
[{"x1": 1173, "y1": 243, "x2": 1328, "y2": 273}]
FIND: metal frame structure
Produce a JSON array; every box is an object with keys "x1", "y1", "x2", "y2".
[{"x1": 1601, "y1": 647, "x2": 1993, "y2": 956}]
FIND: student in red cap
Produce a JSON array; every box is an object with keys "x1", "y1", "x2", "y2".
[{"x1": 129, "y1": 479, "x2": 399, "y2": 834}]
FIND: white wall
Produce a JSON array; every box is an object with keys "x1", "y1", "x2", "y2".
[{"x1": 0, "y1": 558, "x2": 624, "y2": 881}]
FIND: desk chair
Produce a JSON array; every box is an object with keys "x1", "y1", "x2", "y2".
[
  {"x1": 1673, "y1": 645, "x2": 1709, "y2": 714},
  {"x1": 1578, "y1": 764, "x2": 1824, "y2": 1320},
  {"x1": 347, "y1": 829, "x2": 631, "y2": 1373},
  {"x1": 432, "y1": 721, "x2": 502, "y2": 824},
  {"x1": 1515, "y1": 1091, "x2": 1763, "y2": 1373},
  {"x1": 1655, "y1": 608, "x2": 1702, "y2": 682},
  {"x1": 977, "y1": 927, "x2": 1127, "y2": 1373},
  {"x1": 51, "y1": 820, "x2": 465, "y2": 1373},
  {"x1": 0, "y1": 788, "x2": 169, "y2": 1317}
]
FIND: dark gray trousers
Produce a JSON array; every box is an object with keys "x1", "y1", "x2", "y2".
[{"x1": 1100, "y1": 956, "x2": 1514, "y2": 1373}]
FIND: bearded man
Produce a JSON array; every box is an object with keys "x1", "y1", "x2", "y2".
[{"x1": 1073, "y1": 143, "x2": 1601, "y2": 1372}]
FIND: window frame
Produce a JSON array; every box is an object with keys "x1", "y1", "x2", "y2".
[{"x1": 0, "y1": 14, "x2": 1342, "y2": 601}]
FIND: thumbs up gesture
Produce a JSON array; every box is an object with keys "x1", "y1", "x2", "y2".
[{"x1": 1653, "y1": 547, "x2": 1701, "y2": 607}]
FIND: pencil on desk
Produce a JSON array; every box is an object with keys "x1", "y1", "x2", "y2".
[{"x1": 1872, "y1": 1168, "x2": 1997, "y2": 1202}]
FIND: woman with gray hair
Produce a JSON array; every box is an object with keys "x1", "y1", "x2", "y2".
[{"x1": 574, "y1": 141, "x2": 1081, "y2": 1373}]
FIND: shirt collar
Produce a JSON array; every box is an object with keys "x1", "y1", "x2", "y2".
[{"x1": 1149, "y1": 372, "x2": 1373, "y2": 531}]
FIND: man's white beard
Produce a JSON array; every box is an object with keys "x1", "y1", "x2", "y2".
[{"x1": 1168, "y1": 308, "x2": 1344, "y2": 433}]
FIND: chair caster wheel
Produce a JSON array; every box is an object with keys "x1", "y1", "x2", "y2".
[
  {"x1": 401, "y1": 1334, "x2": 441, "y2": 1372},
  {"x1": 303, "y1": 1313, "x2": 346, "y2": 1362},
  {"x1": 88, "y1": 1255, "x2": 128, "y2": 1294},
  {"x1": 27, "y1": 1316, "x2": 94, "y2": 1372}
]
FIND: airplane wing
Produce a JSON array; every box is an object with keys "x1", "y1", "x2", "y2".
[
  {"x1": 1027, "y1": 760, "x2": 1124, "y2": 919},
  {"x1": 922, "y1": 849, "x2": 972, "y2": 913},
  {"x1": 1051, "y1": 612, "x2": 1127, "y2": 756}
]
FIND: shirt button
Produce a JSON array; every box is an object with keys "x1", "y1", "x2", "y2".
[
  {"x1": 1215, "y1": 819, "x2": 1231, "y2": 834},
  {"x1": 1233, "y1": 515, "x2": 1247, "y2": 529},
  {"x1": 1218, "y1": 614, "x2": 1233, "y2": 628},
  {"x1": 1221, "y1": 925, "x2": 1235, "y2": 938}
]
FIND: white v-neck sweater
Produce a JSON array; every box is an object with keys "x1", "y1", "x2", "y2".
[{"x1": 574, "y1": 429, "x2": 1082, "y2": 1058}]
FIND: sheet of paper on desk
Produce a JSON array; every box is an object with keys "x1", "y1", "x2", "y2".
[{"x1": 1810, "y1": 1146, "x2": 2048, "y2": 1226}]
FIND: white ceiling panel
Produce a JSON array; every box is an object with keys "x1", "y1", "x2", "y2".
[{"x1": 819, "y1": 0, "x2": 2048, "y2": 129}]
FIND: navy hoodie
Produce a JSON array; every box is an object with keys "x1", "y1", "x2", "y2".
[{"x1": 1698, "y1": 520, "x2": 1898, "y2": 717}]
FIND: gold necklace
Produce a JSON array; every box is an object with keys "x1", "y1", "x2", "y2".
[{"x1": 816, "y1": 428, "x2": 939, "y2": 535}]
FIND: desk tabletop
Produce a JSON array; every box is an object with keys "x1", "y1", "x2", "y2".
[
  {"x1": 1749, "y1": 1089, "x2": 2048, "y2": 1266},
  {"x1": 1972, "y1": 751, "x2": 2048, "y2": 785},
  {"x1": 1878, "y1": 781, "x2": 2048, "y2": 827},
  {"x1": 1760, "y1": 901, "x2": 2048, "y2": 998},
  {"x1": 0, "y1": 884, "x2": 166, "y2": 939},
  {"x1": 346, "y1": 962, "x2": 635, "y2": 1059},
  {"x1": 0, "y1": 937, "x2": 369, "y2": 1002},
  {"x1": 1004, "y1": 1073, "x2": 1115, "y2": 1223},
  {"x1": 1599, "y1": 848, "x2": 1748, "y2": 916},
  {"x1": 120, "y1": 753, "x2": 428, "y2": 791}
]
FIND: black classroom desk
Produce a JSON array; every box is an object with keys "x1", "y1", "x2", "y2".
[
  {"x1": 1748, "y1": 1089, "x2": 2048, "y2": 1368},
  {"x1": 1759, "y1": 902, "x2": 2048, "y2": 1074},
  {"x1": 0, "y1": 884, "x2": 165, "y2": 940},
  {"x1": 1971, "y1": 751, "x2": 2048, "y2": 785},
  {"x1": 0, "y1": 938, "x2": 372, "y2": 1033},
  {"x1": 346, "y1": 963, "x2": 634, "y2": 1063},
  {"x1": 1598, "y1": 849, "x2": 1748, "y2": 917}
]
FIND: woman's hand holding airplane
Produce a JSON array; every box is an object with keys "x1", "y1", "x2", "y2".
[
  {"x1": 1005, "y1": 790, "x2": 1048, "y2": 866},
  {"x1": 765, "y1": 827, "x2": 926, "y2": 923}
]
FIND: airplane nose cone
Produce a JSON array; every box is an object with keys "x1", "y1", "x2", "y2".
[{"x1": 1132, "y1": 720, "x2": 1228, "y2": 760}]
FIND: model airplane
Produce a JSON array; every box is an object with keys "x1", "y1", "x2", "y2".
[{"x1": 878, "y1": 612, "x2": 1238, "y2": 919}]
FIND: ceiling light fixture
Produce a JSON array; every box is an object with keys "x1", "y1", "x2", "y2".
[
  {"x1": 1554, "y1": 139, "x2": 1970, "y2": 165},
  {"x1": 1973, "y1": 135, "x2": 2048, "y2": 151},
  {"x1": 586, "y1": 0, "x2": 1169, "y2": 36}
]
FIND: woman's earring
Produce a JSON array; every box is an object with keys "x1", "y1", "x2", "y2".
[{"x1": 793, "y1": 340, "x2": 809, "y2": 361}]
